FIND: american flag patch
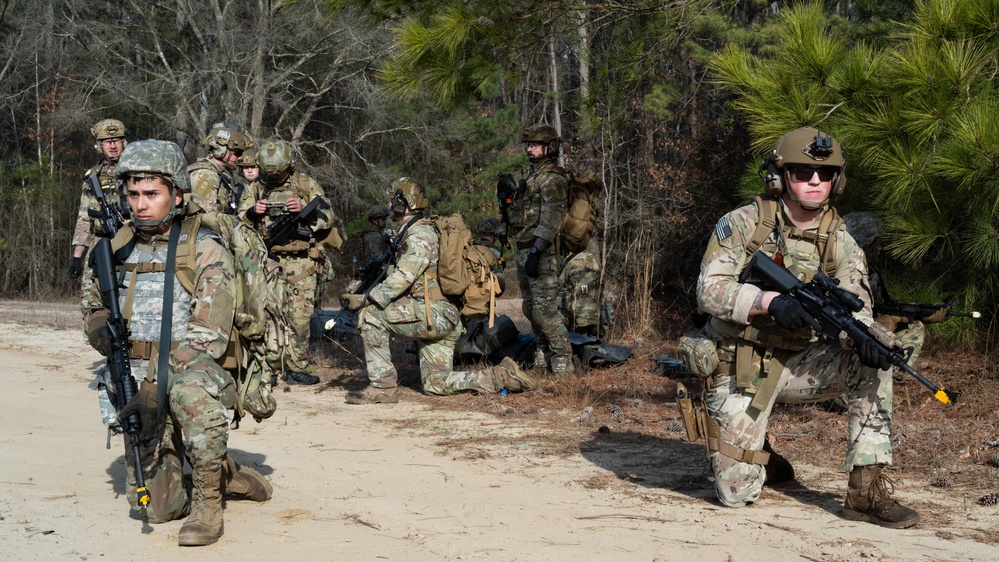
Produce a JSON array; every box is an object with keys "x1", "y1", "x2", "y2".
[{"x1": 715, "y1": 216, "x2": 733, "y2": 241}]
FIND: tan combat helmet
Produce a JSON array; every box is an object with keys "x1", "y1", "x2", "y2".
[
  {"x1": 91, "y1": 119, "x2": 128, "y2": 155},
  {"x1": 204, "y1": 122, "x2": 249, "y2": 160},
  {"x1": 388, "y1": 177, "x2": 428, "y2": 214},
  {"x1": 763, "y1": 126, "x2": 847, "y2": 209},
  {"x1": 238, "y1": 148, "x2": 258, "y2": 168},
  {"x1": 368, "y1": 205, "x2": 389, "y2": 221}
]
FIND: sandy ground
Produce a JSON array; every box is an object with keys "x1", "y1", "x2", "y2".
[{"x1": 1, "y1": 302, "x2": 998, "y2": 561}]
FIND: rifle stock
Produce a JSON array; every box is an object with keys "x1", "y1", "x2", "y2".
[
  {"x1": 740, "y1": 251, "x2": 957, "y2": 404},
  {"x1": 92, "y1": 238, "x2": 152, "y2": 511}
]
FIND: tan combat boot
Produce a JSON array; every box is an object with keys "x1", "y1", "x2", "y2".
[
  {"x1": 178, "y1": 467, "x2": 224, "y2": 546},
  {"x1": 844, "y1": 464, "x2": 920, "y2": 529},
  {"x1": 496, "y1": 357, "x2": 536, "y2": 392},
  {"x1": 223, "y1": 455, "x2": 272, "y2": 502},
  {"x1": 345, "y1": 385, "x2": 400, "y2": 405}
]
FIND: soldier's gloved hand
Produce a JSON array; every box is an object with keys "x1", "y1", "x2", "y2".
[
  {"x1": 86, "y1": 312, "x2": 113, "y2": 357},
  {"x1": 117, "y1": 380, "x2": 159, "y2": 441},
  {"x1": 341, "y1": 293, "x2": 366, "y2": 310},
  {"x1": 855, "y1": 337, "x2": 892, "y2": 370},
  {"x1": 68, "y1": 257, "x2": 83, "y2": 279},
  {"x1": 875, "y1": 314, "x2": 901, "y2": 332},
  {"x1": 768, "y1": 294, "x2": 821, "y2": 331},
  {"x1": 921, "y1": 306, "x2": 948, "y2": 324},
  {"x1": 524, "y1": 247, "x2": 541, "y2": 278}
]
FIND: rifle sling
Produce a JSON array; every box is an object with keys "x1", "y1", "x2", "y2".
[{"x1": 154, "y1": 219, "x2": 182, "y2": 444}]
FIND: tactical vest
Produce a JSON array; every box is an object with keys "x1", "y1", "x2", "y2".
[
  {"x1": 111, "y1": 213, "x2": 241, "y2": 373},
  {"x1": 509, "y1": 160, "x2": 566, "y2": 248},
  {"x1": 709, "y1": 196, "x2": 844, "y2": 410},
  {"x1": 251, "y1": 173, "x2": 320, "y2": 254}
]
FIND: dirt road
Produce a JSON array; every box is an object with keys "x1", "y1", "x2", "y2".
[{"x1": 1, "y1": 310, "x2": 997, "y2": 561}]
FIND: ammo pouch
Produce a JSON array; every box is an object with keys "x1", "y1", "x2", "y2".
[
  {"x1": 674, "y1": 379, "x2": 707, "y2": 443},
  {"x1": 678, "y1": 330, "x2": 719, "y2": 378}
]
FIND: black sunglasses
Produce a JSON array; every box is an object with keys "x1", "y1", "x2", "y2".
[{"x1": 789, "y1": 166, "x2": 836, "y2": 182}]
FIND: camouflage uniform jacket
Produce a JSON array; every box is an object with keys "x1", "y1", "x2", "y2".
[
  {"x1": 697, "y1": 198, "x2": 873, "y2": 341},
  {"x1": 188, "y1": 158, "x2": 236, "y2": 214},
  {"x1": 368, "y1": 220, "x2": 444, "y2": 312},
  {"x1": 508, "y1": 160, "x2": 568, "y2": 248},
  {"x1": 237, "y1": 172, "x2": 334, "y2": 254},
  {"x1": 84, "y1": 211, "x2": 236, "y2": 383},
  {"x1": 72, "y1": 160, "x2": 123, "y2": 248}
]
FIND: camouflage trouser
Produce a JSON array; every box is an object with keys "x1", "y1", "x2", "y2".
[
  {"x1": 516, "y1": 247, "x2": 571, "y2": 373},
  {"x1": 896, "y1": 321, "x2": 926, "y2": 370},
  {"x1": 359, "y1": 297, "x2": 505, "y2": 395},
  {"x1": 705, "y1": 339, "x2": 892, "y2": 507},
  {"x1": 279, "y1": 255, "x2": 319, "y2": 372},
  {"x1": 124, "y1": 358, "x2": 234, "y2": 523}
]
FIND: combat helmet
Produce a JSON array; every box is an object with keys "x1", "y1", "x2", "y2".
[
  {"x1": 203, "y1": 122, "x2": 249, "y2": 160},
  {"x1": 478, "y1": 216, "x2": 501, "y2": 236},
  {"x1": 116, "y1": 139, "x2": 190, "y2": 232},
  {"x1": 521, "y1": 123, "x2": 561, "y2": 161},
  {"x1": 257, "y1": 139, "x2": 295, "y2": 176},
  {"x1": 91, "y1": 118, "x2": 128, "y2": 155},
  {"x1": 368, "y1": 205, "x2": 389, "y2": 221},
  {"x1": 238, "y1": 148, "x2": 258, "y2": 168},
  {"x1": 761, "y1": 126, "x2": 847, "y2": 209},
  {"x1": 388, "y1": 177, "x2": 428, "y2": 215},
  {"x1": 842, "y1": 212, "x2": 884, "y2": 248}
]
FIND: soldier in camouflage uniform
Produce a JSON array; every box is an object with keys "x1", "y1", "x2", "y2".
[
  {"x1": 70, "y1": 119, "x2": 129, "y2": 309},
  {"x1": 362, "y1": 205, "x2": 389, "y2": 261},
  {"x1": 239, "y1": 139, "x2": 333, "y2": 385},
  {"x1": 238, "y1": 148, "x2": 259, "y2": 183},
  {"x1": 188, "y1": 122, "x2": 252, "y2": 214},
  {"x1": 508, "y1": 123, "x2": 572, "y2": 374},
  {"x1": 690, "y1": 127, "x2": 919, "y2": 528},
  {"x1": 558, "y1": 251, "x2": 601, "y2": 337},
  {"x1": 83, "y1": 140, "x2": 271, "y2": 546},
  {"x1": 344, "y1": 178, "x2": 534, "y2": 404}
]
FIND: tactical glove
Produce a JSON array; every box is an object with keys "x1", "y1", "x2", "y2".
[
  {"x1": 921, "y1": 306, "x2": 948, "y2": 324},
  {"x1": 855, "y1": 337, "x2": 891, "y2": 371},
  {"x1": 341, "y1": 293, "x2": 366, "y2": 310},
  {"x1": 768, "y1": 294, "x2": 821, "y2": 332},
  {"x1": 68, "y1": 257, "x2": 83, "y2": 279},
  {"x1": 117, "y1": 380, "x2": 159, "y2": 441},
  {"x1": 524, "y1": 247, "x2": 541, "y2": 278},
  {"x1": 875, "y1": 314, "x2": 902, "y2": 333},
  {"x1": 86, "y1": 312, "x2": 113, "y2": 357}
]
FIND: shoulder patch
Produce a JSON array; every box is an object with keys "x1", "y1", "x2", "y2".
[{"x1": 715, "y1": 216, "x2": 733, "y2": 242}]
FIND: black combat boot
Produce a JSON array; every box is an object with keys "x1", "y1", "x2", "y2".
[
  {"x1": 844, "y1": 464, "x2": 920, "y2": 529},
  {"x1": 762, "y1": 437, "x2": 795, "y2": 485},
  {"x1": 283, "y1": 371, "x2": 320, "y2": 385}
]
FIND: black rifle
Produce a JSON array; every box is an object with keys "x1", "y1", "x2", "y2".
[
  {"x1": 496, "y1": 173, "x2": 516, "y2": 251},
  {"x1": 874, "y1": 300, "x2": 980, "y2": 323},
  {"x1": 92, "y1": 237, "x2": 152, "y2": 512},
  {"x1": 265, "y1": 196, "x2": 329, "y2": 249},
  {"x1": 86, "y1": 174, "x2": 127, "y2": 237},
  {"x1": 739, "y1": 251, "x2": 957, "y2": 404}
]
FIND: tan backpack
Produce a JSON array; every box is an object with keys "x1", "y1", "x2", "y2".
[
  {"x1": 431, "y1": 214, "x2": 501, "y2": 323},
  {"x1": 559, "y1": 170, "x2": 603, "y2": 253}
]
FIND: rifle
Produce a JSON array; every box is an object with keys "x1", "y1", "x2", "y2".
[
  {"x1": 874, "y1": 300, "x2": 980, "y2": 323},
  {"x1": 86, "y1": 174, "x2": 127, "y2": 237},
  {"x1": 92, "y1": 237, "x2": 152, "y2": 512},
  {"x1": 496, "y1": 173, "x2": 516, "y2": 251},
  {"x1": 265, "y1": 196, "x2": 329, "y2": 249},
  {"x1": 739, "y1": 251, "x2": 957, "y2": 404}
]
